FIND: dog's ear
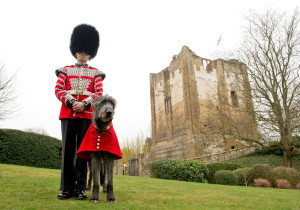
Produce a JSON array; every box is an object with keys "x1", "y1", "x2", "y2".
[
  {"x1": 95, "y1": 95, "x2": 105, "y2": 105},
  {"x1": 95, "y1": 94, "x2": 117, "y2": 108}
]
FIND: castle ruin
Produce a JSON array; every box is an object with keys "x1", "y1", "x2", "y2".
[{"x1": 149, "y1": 46, "x2": 260, "y2": 163}]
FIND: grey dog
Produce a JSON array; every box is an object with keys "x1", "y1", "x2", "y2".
[{"x1": 89, "y1": 94, "x2": 117, "y2": 203}]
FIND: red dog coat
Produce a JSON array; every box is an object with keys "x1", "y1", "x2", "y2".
[{"x1": 77, "y1": 123, "x2": 122, "y2": 160}]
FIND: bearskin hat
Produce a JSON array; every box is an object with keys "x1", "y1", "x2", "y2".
[{"x1": 70, "y1": 24, "x2": 99, "y2": 59}]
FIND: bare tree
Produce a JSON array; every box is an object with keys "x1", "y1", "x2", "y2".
[
  {"x1": 235, "y1": 9, "x2": 300, "y2": 167},
  {"x1": 121, "y1": 131, "x2": 150, "y2": 164},
  {"x1": 0, "y1": 64, "x2": 18, "y2": 120}
]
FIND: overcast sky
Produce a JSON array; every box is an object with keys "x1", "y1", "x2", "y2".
[{"x1": 0, "y1": 0, "x2": 299, "y2": 145}]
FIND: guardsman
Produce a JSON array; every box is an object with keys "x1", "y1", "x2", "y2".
[{"x1": 55, "y1": 24, "x2": 104, "y2": 200}]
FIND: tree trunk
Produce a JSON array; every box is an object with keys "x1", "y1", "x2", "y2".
[{"x1": 283, "y1": 150, "x2": 293, "y2": 168}]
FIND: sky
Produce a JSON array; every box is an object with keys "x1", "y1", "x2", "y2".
[{"x1": 0, "y1": 0, "x2": 299, "y2": 145}]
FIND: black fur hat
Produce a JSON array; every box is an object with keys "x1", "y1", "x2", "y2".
[{"x1": 70, "y1": 24, "x2": 99, "y2": 59}]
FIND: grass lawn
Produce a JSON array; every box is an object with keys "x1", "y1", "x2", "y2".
[
  {"x1": 0, "y1": 164, "x2": 299, "y2": 209},
  {"x1": 225, "y1": 154, "x2": 300, "y2": 171}
]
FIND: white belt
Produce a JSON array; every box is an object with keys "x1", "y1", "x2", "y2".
[{"x1": 68, "y1": 90, "x2": 92, "y2": 96}]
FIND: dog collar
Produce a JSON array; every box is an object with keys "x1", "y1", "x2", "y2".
[{"x1": 91, "y1": 123, "x2": 113, "y2": 134}]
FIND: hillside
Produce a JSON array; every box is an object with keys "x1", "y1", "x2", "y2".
[{"x1": 0, "y1": 163, "x2": 299, "y2": 209}]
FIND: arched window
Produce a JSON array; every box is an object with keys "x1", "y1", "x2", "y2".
[{"x1": 231, "y1": 91, "x2": 238, "y2": 107}]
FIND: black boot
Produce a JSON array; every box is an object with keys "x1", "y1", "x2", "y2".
[
  {"x1": 75, "y1": 190, "x2": 86, "y2": 200},
  {"x1": 58, "y1": 191, "x2": 74, "y2": 200}
]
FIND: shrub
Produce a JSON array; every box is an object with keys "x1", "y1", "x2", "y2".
[
  {"x1": 151, "y1": 159, "x2": 173, "y2": 180},
  {"x1": 276, "y1": 179, "x2": 292, "y2": 189},
  {"x1": 234, "y1": 167, "x2": 251, "y2": 186},
  {"x1": 272, "y1": 166, "x2": 300, "y2": 188},
  {"x1": 296, "y1": 183, "x2": 300, "y2": 189},
  {"x1": 254, "y1": 178, "x2": 271, "y2": 187},
  {"x1": 206, "y1": 162, "x2": 243, "y2": 184},
  {"x1": 0, "y1": 129, "x2": 62, "y2": 169},
  {"x1": 254, "y1": 147, "x2": 272, "y2": 155},
  {"x1": 215, "y1": 170, "x2": 238, "y2": 186},
  {"x1": 255, "y1": 143, "x2": 283, "y2": 156},
  {"x1": 151, "y1": 159, "x2": 209, "y2": 183},
  {"x1": 248, "y1": 164, "x2": 273, "y2": 186}
]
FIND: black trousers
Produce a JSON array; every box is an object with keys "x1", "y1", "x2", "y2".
[{"x1": 60, "y1": 118, "x2": 92, "y2": 191}]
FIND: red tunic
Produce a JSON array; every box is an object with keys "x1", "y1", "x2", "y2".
[
  {"x1": 54, "y1": 64, "x2": 104, "y2": 119},
  {"x1": 77, "y1": 123, "x2": 122, "y2": 160}
]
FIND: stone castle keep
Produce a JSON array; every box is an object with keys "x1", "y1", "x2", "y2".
[{"x1": 149, "y1": 46, "x2": 259, "y2": 163}]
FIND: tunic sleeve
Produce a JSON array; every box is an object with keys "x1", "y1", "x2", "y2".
[{"x1": 54, "y1": 67, "x2": 76, "y2": 107}]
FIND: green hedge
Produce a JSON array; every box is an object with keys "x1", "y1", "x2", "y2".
[
  {"x1": 206, "y1": 162, "x2": 243, "y2": 183},
  {"x1": 151, "y1": 159, "x2": 209, "y2": 183},
  {"x1": 254, "y1": 144, "x2": 283, "y2": 155},
  {"x1": 272, "y1": 166, "x2": 300, "y2": 188},
  {"x1": 248, "y1": 164, "x2": 274, "y2": 186},
  {"x1": 255, "y1": 136, "x2": 300, "y2": 156},
  {"x1": 232, "y1": 164, "x2": 300, "y2": 188},
  {"x1": 215, "y1": 170, "x2": 238, "y2": 186},
  {"x1": 0, "y1": 129, "x2": 62, "y2": 169},
  {"x1": 234, "y1": 167, "x2": 251, "y2": 186}
]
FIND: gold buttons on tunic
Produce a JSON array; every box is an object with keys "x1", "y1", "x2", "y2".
[{"x1": 96, "y1": 146, "x2": 99, "y2": 149}]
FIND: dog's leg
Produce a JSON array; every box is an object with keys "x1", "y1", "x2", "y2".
[
  {"x1": 90, "y1": 154, "x2": 100, "y2": 203},
  {"x1": 86, "y1": 160, "x2": 92, "y2": 191},
  {"x1": 100, "y1": 158, "x2": 107, "y2": 193},
  {"x1": 105, "y1": 153, "x2": 116, "y2": 203}
]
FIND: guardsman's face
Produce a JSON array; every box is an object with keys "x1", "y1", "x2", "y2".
[{"x1": 76, "y1": 52, "x2": 90, "y2": 63}]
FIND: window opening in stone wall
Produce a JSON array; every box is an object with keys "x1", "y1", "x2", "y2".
[
  {"x1": 203, "y1": 60, "x2": 207, "y2": 70},
  {"x1": 165, "y1": 98, "x2": 171, "y2": 113},
  {"x1": 231, "y1": 91, "x2": 238, "y2": 107},
  {"x1": 231, "y1": 145, "x2": 235, "y2": 150},
  {"x1": 164, "y1": 70, "x2": 169, "y2": 81},
  {"x1": 206, "y1": 61, "x2": 212, "y2": 72}
]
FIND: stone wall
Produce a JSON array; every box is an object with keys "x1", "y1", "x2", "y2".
[{"x1": 150, "y1": 46, "x2": 259, "y2": 163}]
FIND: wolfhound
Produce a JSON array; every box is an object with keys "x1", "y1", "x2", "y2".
[{"x1": 77, "y1": 95, "x2": 122, "y2": 203}]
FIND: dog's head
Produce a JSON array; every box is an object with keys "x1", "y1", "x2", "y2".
[{"x1": 93, "y1": 95, "x2": 117, "y2": 127}]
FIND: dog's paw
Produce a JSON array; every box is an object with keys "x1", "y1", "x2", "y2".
[
  {"x1": 90, "y1": 194, "x2": 100, "y2": 203},
  {"x1": 102, "y1": 189, "x2": 107, "y2": 193},
  {"x1": 107, "y1": 196, "x2": 116, "y2": 203},
  {"x1": 86, "y1": 186, "x2": 91, "y2": 191},
  {"x1": 90, "y1": 198, "x2": 99, "y2": 203}
]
